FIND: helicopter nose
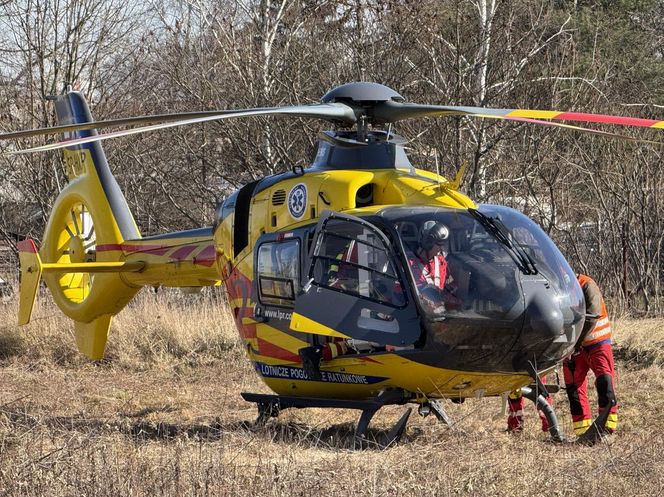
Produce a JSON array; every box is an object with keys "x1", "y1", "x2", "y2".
[
  {"x1": 513, "y1": 283, "x2": 573, "y2": 371},
  {"x1": 527, "y1": 288, "x2": 564, "y2": 339}
]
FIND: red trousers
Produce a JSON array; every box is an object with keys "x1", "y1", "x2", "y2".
[
  {"x1": 507, "y1": 376, "x2": 552, "y2": 433},
  {"x1": 563, "y1": 342, "x2": 618, "y2": 435}
]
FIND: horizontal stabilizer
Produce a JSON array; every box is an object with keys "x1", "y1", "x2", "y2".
[
  {"x1": 17, "y1": 238, "x2": 145, "y2": 325},
  {"x1": 40, "y1": 260, "x2": 146, "y2": 273}
]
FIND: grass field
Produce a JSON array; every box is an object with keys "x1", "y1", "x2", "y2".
[{"x1": 1, "y1": 289, "x2": 663, "y2": 496}]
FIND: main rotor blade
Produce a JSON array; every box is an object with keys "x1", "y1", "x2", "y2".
[
  {"x1": 374, "y1": 101, "x2": 664, "y2": 129},
  {"x1": 497, "y1": 115, "x2": 664, "y2": 145},
  {"x1": 0, "y1": 103, "x2": 357, "y2": 142},
  {"x1": 3, "y1": 103, "x2": 358, "y2": 154},
  {"x1": 373, "y1": 101, "x2": 663, "y2": 145}
]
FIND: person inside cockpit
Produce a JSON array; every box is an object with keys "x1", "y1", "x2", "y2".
[{"x1": 408, "y1": 221, "x2": 457, "y2": 312}]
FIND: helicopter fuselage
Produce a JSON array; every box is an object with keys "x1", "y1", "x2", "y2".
[
  {"x1": 196, "y1": 135, "x2": 585, "y2": 402},
  {"x1": 11, "y1": 81, "x2": 645, "y2": 440}
]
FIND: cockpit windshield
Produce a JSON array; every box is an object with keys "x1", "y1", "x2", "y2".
[
  {"x1": 375, "y1": 205, "x2": 578, "y2": 321},
  {"x1": 478, "y1": 204, "x2": 578, "y2": 299}
]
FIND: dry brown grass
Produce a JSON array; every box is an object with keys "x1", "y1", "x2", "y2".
[{"x1": 0, "y1": 291, "x2": 663, "y2": 496}]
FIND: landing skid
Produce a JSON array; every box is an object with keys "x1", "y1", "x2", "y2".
[
  {"x1": 521, "y1": 385, "x2": 564, "y2": 442},
  {"x1": 243, "y1": 386, "x2": 569, "y2": 446},
  {"x1": 241, "y1": 391, "x2": 412, "y2": 449}
]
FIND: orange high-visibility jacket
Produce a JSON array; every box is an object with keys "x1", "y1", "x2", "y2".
[{"x1": 577, "y1": 274, "x2": 612, "y2": 347}]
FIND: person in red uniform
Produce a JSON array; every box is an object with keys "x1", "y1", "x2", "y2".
[
  {"x1": 408, "y1": 221, "x2": 454, "y2": 313},
  {"x1": 563, "y1": 273, "x2": 618, "y2": 436},
  {"x1": 410, "y1": 221, "x2": 449, "y2": 287}
]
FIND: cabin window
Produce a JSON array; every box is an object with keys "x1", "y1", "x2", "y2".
[
  {"x1": 256, "y1": 239, "x2": 300, "y2": 307},
  {"x1": 310, "y1": 219, "x2": 406, "y2": 308}
]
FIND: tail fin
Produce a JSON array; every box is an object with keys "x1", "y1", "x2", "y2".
[
  {"x1": 24, "y1": 92, "x2": 144, "y2": 359},
  {"x1": 54, "y1": 92, "x2": 140, "y2": 241},
  {"x1": 20, "y1": 92, "x2": 219, "y2": 360}
]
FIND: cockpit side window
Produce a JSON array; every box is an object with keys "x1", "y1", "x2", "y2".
[
  {"x1": 257, "y1": 239, "x2": 300, "y2": 308},
  {"x1": 310, "y1": 219, "x2": 406, "y2": 308}
]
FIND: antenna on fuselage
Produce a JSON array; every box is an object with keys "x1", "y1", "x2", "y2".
[{"x1": 435, "y1": 149, "x2": 442, "y2": 192}]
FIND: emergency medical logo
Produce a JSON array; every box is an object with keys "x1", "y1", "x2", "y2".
[{"x1": 288, "y1": 183, "x2": 307, "y2": 219}]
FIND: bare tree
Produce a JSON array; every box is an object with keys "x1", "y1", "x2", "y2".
[
  {"x1": 1, "y1": 0, "x2": 664, "y2": 313},
  {"x1": 0, "y1": 0, "x2": 149, "y2": 259}
]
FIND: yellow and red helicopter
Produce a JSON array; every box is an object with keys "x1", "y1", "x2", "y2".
[{"x1": 2, "y1": 82, "x2": 661, "y2": 446}]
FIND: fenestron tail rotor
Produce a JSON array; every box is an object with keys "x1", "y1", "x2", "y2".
[
  {"x1": 50, "y1": 200, "x2": 97, "y2": 304},
  {"x1": 58, "y1": 202, "x2": 97, "y2": 302}
]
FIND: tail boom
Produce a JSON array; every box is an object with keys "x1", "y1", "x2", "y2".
[{"x1": 117, "y1": 230, "x2": 221, "y2": 288}]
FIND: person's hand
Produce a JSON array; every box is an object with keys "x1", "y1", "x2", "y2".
[{"x1": 420, "y1": 284, "x2": 444, "y2": 306}]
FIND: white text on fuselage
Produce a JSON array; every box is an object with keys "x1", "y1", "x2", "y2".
[
  {"x1": 262, "y1": 309, "x2": 293, "y2": 321},
  {"x1": 255, "y1": 362, "x2": 386, "y2": 384}
]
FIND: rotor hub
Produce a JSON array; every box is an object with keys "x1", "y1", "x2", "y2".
[
  {"x1": 321, "y1": 82, "x2": 404, "y2": 105},
  {"x1": 68, "y1": 235, "x2": 86, "y2": 263}
]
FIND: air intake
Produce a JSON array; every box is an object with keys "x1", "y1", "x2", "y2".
[{"x1": 272, "y1": 189, "x2": 286, "y2": 206}]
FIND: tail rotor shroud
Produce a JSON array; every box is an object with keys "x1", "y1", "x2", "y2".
[{"x1": 50, "y1": 200, "x2": 97, "y2": 304}]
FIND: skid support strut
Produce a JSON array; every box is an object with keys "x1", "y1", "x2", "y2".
[
  {"x1": 241, "y1": 391, "x2": 412, "y2": 449},
  {"x1": 521, "y1": 386, "x2": 564, "y2": 442}
]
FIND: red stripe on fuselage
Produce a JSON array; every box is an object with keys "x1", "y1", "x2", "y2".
[
  {"x1": 97, "y1": 242, "x2": 210, "y2": 260},
  {"x1": 193, "y1": 244, "x2": 216, "y2": 267},
  {"x1": 236, "y1": 306, "x2": 254, "y2": 319},
  {"x1": 241, "y1": 323, "x2": 257, "y2": 339},
  {"x1": 170, "y1": 245, "x2": 197, "y2": 261},
  {"x1": 257, "y1": 338, "x2": 301, "y2": 363},
  {"x1": 96, "y1": 243, "x2": 170, "y2": 255},
  {"x1": 226, "y1": 267, "x2": 252, "y2": 302},
  {"x1": 140, "y1": 247, "x2": 171, "y2": 256},
  {"x1": 95, "y1": 243, "x2": 124, "y2": 252}
]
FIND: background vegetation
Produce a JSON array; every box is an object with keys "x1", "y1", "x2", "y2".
[{"x1": 1, "y1": 0, "x2": 664, "y2": 313}]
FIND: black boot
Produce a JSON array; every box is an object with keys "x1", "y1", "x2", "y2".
[{"x1": 299, "y1": 346, "x2": 323, "y2": 381}]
